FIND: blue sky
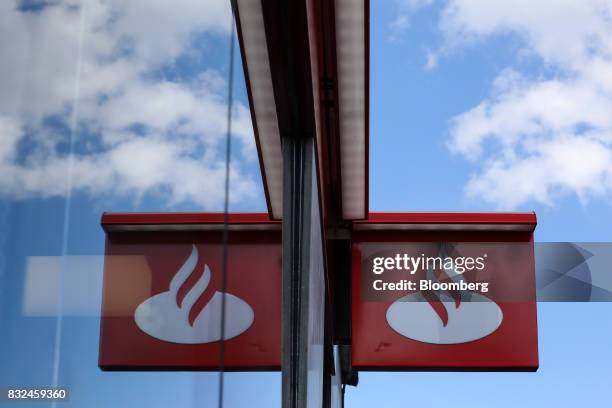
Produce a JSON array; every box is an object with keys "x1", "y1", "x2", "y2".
[
  {"x1": 0, "y1": 0, "x2": 611, "y2": 407},
  {"x1": 369, "y1": 1, "x2": 612, "y2": 242},
  {"x1": 356, "y1": 1, "x2": 612, "y2": 405}
]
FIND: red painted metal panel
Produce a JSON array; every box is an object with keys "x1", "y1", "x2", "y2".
[
  {"x1": 99, "y1": 214, "x2": 281, "y2": 371},
  {"x1": 356, "y1": 212, "x2": 536, "y2": 227},
  {"x1": 351, "y1": 217, "x2": 538, "y2": 371},
  {"x1": 101, "y1": 212, "x2": 276, "y2": 228}
]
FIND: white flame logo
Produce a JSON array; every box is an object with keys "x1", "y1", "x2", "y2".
[
  {"x1": 134, "y1": 245, "x2": 254, "y2": 344},
  {"x1": 386, "y1": 249, "x2": 503, "y2": 344}
]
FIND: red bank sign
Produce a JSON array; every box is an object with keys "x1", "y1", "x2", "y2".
[
  {"x1": 351, "y1": 213, "x2": 539, "y2": 371},
  {"x1": 99, "y1": 213, "x2": 281, "y2": 370},
  {"x1": 100, "y1": 212, "x2": 538, "y2": 371}
]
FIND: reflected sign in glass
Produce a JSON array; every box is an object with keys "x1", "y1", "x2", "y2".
[{"x1": 99, "y1": 213, "x2": 281, "y2": 370}]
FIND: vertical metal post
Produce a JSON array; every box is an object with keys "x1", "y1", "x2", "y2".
[
  {"x1": 282, "y1": 136, "x2": 325, "y2": 408},
  {"x1": 232, "y1": 1, "x2": 326, "y2": 405},
  {"x1": 282, "y1": 135, "x2": 312, "y2": 408}
]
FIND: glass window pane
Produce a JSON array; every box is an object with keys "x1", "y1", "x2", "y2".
[{"x1": 0, "y1": 1, "x2": 277, "y2": 406}]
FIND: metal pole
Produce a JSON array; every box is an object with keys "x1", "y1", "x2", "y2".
[{"x1": 281, "y1": 136, "x2": 316, "y2": 408}]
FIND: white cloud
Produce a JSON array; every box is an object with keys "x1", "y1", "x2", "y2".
[
  {"x1": 389, "y1": 0, "x2": 435, "y2": 41},
  {"x1": 437, "y1": 0, "x2": 612, "y2": 208},
  {"x1": 404, "y1": 0, "x2": 435, "y2": 8},
  {"x1": 0, "y1": 116, "x2": 21, "y2": 162},
  {"x1": 424, "y1": 49, "x2": 438, "y2": 70},
  {"x1": 465, "y1": 137, "x2": 612, "y2": 208},
  {"x1": 440, "y1": 0, "x2": 612, "y2": 69},
  {"x1": 389, "y1": 15, "x2": 410, "y2": 41},
  {"x1": 0, "y1": 0, "x2": 258, "y2": 210}
]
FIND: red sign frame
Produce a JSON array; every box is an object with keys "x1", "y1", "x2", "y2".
[
  {"x1": 351, "y1": 213, "x2": 539, "y2": 371},
  {"x1": 99, "y1": 213, "x2": 281, "y2": 371}
]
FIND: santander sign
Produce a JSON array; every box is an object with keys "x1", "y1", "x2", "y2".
[
  {"x1": 351, "y1": 224, "x2": 538, "y2": 371},
  {"x1": 99, "y1": 211, "x2": 538, "y2": 372},
  {"x1": 99, "y1": 214, "x2": 282, "y2": 371},
  {"x1": 134, "y1": 246, "x2": 254, "y2": 344},
  {"x1": 385, "y1": 253, "x2": 504, "y2": 345},
  {"x1": 386, "y1": 291, "x2": 503, "y2": 345}
]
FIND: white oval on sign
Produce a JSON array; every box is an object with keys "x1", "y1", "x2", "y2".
[
  {"x1": 386, "y1": 291, "x2": 503, "y2": 344},
  {"x1": 134, "y1": 245, "x2": 254, "y2": 344}
]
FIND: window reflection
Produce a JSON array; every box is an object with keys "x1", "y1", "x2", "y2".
[
  {"x1": 0, "y1": 0, "x2": 261, "y2": 211},
  {"x1": 0, "y1": 1, "x2": 273, "y2": 407}
]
